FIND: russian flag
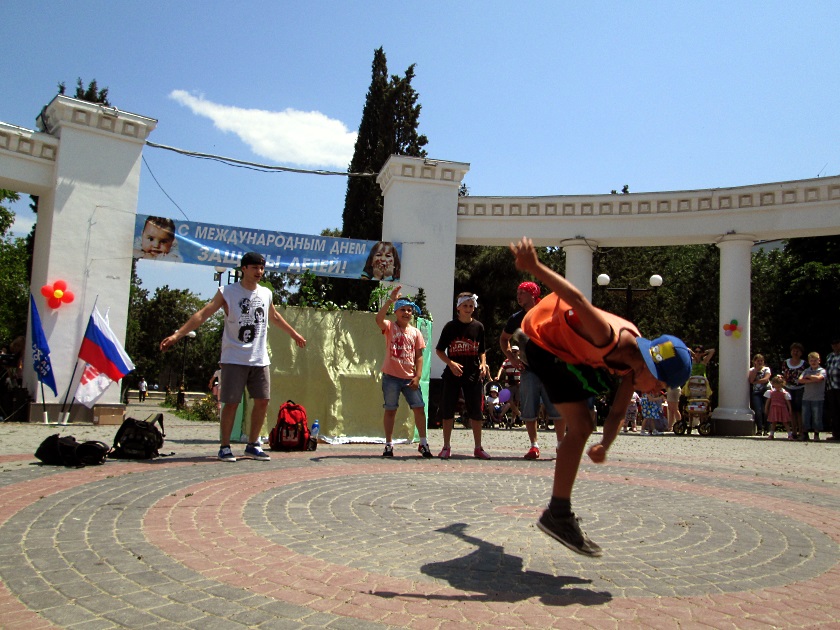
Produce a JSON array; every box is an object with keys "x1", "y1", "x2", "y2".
[{"x1": 78, "y1": 306, "x2": 135, "y2": 382}]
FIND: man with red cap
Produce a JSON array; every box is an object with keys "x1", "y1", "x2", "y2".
[{"x1": 499, "y1": 281, "x2": 563, "y2": 459}]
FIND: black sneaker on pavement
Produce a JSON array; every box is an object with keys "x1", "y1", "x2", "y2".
[
  {"x1": 218, "y1": 446, "x2": 237, "y2": 463},
  {"x1": 418, "y1": 444, "x2": 433, "y2": 458},
  {"x1": 537, "y1": 509, "x2": 603, "y2": 557},
  {"x1": 382, "y1": 445, "x2": 394, "y2": 457}
]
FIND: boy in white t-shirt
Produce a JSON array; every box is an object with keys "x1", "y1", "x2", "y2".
[
  {"x1": 161, "y1": 252, "x2": 307, "y2": 462},
  {"x1": 375, "y1": 285, "x2": 432, "y2": 458}
]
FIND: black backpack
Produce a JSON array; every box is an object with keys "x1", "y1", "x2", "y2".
[
  {"x1": 109, "y1": 413, "x2": 165, "y2": 459},
  {"x1": 35, "y1": 434, "x2": 110, "y2": 467}
]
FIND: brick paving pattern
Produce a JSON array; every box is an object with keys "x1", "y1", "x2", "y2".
[{"x1": 0, "y1": 402, "x2": 838, "y2": 628}]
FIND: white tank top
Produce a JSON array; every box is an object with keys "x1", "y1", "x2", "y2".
[{"x1": 219, "y1": 283, "x2": 273, "y2": 366}]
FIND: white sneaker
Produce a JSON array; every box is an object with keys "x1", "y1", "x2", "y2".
[{"x1": 652, "y1": 430, "x2": 663, "y2": 436}]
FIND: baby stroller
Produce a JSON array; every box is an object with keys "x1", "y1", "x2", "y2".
[
  {"x1": 673, "y1": 375, "x2": 713, "y2": 436},
  {"x1": 483, "y1": 382, "x2": 513, "y2": 429}
]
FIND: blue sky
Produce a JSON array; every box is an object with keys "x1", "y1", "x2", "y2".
[{"x1": 3, "y1": 1, "x2": 838, "y2": 298}]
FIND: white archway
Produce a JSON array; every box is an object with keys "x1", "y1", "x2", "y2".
[
  {"x1": 379, "y1": 155, "x2": 840, "y2": 435},
  {"x1": 3, "y1": 103, "x2": 839, "y2": 432},
  {"x1": 0, "y1": 96, "x2": 156, "y2": 420}
]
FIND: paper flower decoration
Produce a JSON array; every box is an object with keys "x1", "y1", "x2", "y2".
[
  {"x1": 40, "y1": 280, "x2": 75, "y2": 309},
  {"x1": 722, "y1": 319, "x2": 742, "y2": 339}
]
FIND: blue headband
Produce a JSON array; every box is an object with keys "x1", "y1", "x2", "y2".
[{"x1": 393, "y1": 299, "x2": 421, "y2": 315}]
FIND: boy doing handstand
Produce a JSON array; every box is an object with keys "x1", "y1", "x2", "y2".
[
  {"x1": 511, "y1": 238, "x2": 691, "y2": 556},
  {"x1": 376, "y1": 285, "x2": 432, "y2": 458}
]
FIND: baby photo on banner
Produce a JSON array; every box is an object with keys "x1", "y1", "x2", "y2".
[{"x1": 133, "y1": 214, "x2": 402, "y2": 281}]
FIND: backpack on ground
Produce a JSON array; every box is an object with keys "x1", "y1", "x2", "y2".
[
  {"x1": 268, "y1": 400, "x2": 311, "y2": 451},
  {"x1": 109, "y1": 413, "x2": 165, "y2": 460},
  {"x1": 35, "y1": 434, "x2": 109, "y2": 467}
]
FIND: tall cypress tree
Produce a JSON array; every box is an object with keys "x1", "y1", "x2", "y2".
[
  {"x1": 341, "y1": 48, "x2": 427, "y2": 240},
  {"x1": 332, "y1": 48, "x2": 428, "y2": 307}
]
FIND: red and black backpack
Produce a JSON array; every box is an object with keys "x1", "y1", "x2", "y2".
[{"x1": 269, "y1": 400, "x2": 310, "y2": 451}]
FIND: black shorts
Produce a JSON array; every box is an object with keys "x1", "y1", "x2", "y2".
[
  {"x1": 440, "y1": 371, "x2": 484, "y2": 421},
  {"x1": 524, "y1": 340, "x2": 614, "y2": 404}
]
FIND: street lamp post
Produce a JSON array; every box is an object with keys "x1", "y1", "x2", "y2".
[
  {"x1": 180, "y1": 330, "x2": 196, "y2": 387},
  {"x1": 596, "y1": 273, "x2": 663, "y2": 321},
  {"x1": 213, "y1": 266, "x2": 227, "y2": 287},
  {"x1": 214, "y1": 266, "x2": 242, "y2": 286}
]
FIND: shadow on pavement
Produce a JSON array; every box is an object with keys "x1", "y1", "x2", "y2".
[{"x1": 373, "y1": 523, "x2": 612, "y2": 606}]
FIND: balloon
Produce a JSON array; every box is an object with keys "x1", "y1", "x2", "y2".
[
  {"x1": 42, "y1": 280, "x2": 75, "y2": 308},
  {"x1": 725, "y1": 330, "x2": 732, "y2": 336},
  {"x1": 733, "y1": 330, "x2": 742, "y2": 338},
  {"x1": 730, "y1": 319, "x2": 738, "y2": 326},
  {"x1": 498, "y1": 388, "x2": 511, "y2": 403}
]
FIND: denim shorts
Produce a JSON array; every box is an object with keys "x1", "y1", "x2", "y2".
[
  {"x1": 382, "y1": 373, "x2": 425, "y2": 410},
  {"x1": 519, "y1": 368, "x2": 561, "y2": 420}
]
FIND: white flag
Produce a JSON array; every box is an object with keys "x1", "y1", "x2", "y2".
[{"x1": 74, "y1": 363, "x2": 113, "y2": 408}]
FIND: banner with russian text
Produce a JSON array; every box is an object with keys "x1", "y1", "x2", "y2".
[{"x1": 133, "y1": 214, "x2": 403, "y2": 281}]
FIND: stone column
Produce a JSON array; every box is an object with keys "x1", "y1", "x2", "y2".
[
  {"x1": 561, "y1": 239, "x2": 595, "y2": 301},
  {"x1": 24, "y1": 96, "x2": 156, "y2": 417},
  {"x1": 377, "y1": 155, "x2": 470, "y2": 376},
  {"x1": 711, "y1": 233, "x2": 756, "y2": 434}
]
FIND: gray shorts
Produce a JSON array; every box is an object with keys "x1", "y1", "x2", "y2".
[
  {"x1": 220, "y1": 364, "x2": 271, "y2": 403},
  {"x1": 519, "y1": 368, "x2": 561, "y2": 421}
]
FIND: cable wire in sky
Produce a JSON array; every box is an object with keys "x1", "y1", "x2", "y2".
[
  {"x1": 145, "y1": 141, "x2": 376, "y2": 178},
  {"x1": 141, "y1": 156, "x2": 191, "y2": 221}
]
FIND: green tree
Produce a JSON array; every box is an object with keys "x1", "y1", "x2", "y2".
[
  {"x1": 126, "y1": 283, "x2": 221, "y2": 392},
  {"x1": 0, "y1": 190, "x2": 29, "y2": 344},
  {"x1": 341, "y1": 49, "x2": 428, "y2": 240},
  {"x1": 752, "y1": 236, "x2": 840, "y2": 365},
  {"x1": 331, "y1": 48, "x2": 428, "y2": 309},
  {"x1": 58, "y1": 78, "x2": 110, "y2": 105}
]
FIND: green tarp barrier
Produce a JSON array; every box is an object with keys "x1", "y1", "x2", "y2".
[{"x1": 244, "y1": 306, "x2": 432, "y2": 441}]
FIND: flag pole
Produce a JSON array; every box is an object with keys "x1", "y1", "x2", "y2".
[
  {"x1": 59, "y1": 359, "x2": 82, "y2": 417},
  {"x1": 60, "y1": 297, "x2": 99, "y2": 424},
  {"x1": 40, "y1": 380, "x2": 48, "y2": 424}
]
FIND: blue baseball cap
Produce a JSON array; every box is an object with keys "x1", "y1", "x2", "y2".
[{"x1": 636, "y1": 334, "x2": 692, "y2": 389}]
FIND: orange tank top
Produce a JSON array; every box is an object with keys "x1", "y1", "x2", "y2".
[{"x1": 522, "y1": 293, "x2": 639, "y2": 375}]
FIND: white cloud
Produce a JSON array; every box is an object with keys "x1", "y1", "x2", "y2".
[{"x1": 169, "y1": 90, "x2": 356, "y2": 170}]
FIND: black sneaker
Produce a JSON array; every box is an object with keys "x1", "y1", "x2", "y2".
[
  {"x1": 382, "y1": 445, "x2": 394, "y2": 457},
  {"x1": 537, "y1": 509, "x2": 603, "y2": 557},
  {"x1": 418, "y1": 444, "x2": 433, "y2": 458}
]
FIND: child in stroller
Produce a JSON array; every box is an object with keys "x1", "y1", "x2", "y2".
[{"x1": 484, "y1": 382, "x2": 513, "y2": 428}]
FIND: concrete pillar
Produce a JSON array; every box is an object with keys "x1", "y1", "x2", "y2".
[
  {"x1": 561, "y1": 239, "x2": 595, "y2": 301},
  {"x1": 711, "y1": 233, "x2": 756, "y2": 434},
  {"x1": 24, "y1": 96, "x2": 156, "y2": 416},
  {"x1": 378, "y1": 155, "x2": 470, "y2": 376}
]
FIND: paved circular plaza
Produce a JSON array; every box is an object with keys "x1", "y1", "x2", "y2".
[{"x1": 1, "y1": 404, "x2": 839, "y2": 629}]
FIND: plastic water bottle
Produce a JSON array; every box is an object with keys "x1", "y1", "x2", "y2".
[{"x1": 308, "y1": 419, "x2": 320, "y2": 451}]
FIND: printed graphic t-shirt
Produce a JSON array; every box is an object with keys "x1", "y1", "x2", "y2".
[
  {"x1": 436, "y1": 319, "x2": 486, "y2": 378},
  {"x1": 381, "y1": 320, "x2": 426, "y2": 380},
  {"x1": 219, "y1": 282, "x2": 273, "y2": 366}
]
